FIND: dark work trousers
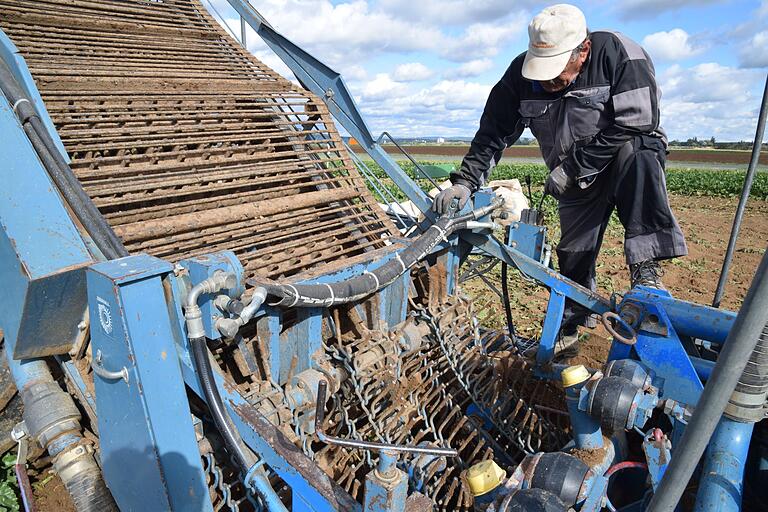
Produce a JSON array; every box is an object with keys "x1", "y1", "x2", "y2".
[{"x1": 556, "y1": 135, "x2": 688, "y2": 330}]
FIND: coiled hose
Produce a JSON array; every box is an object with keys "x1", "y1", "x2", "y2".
[{"x1": 259, "y1": 200, "x2": 500, "y2": 307}]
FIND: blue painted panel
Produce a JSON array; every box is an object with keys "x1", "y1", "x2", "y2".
[
  {"x1": 507, "y1": 222, "x2": 547, "y2": 263},
  {"x1": 0, "y1": 93, "x2": 93, "y2": 357},
  {"x1": 280, "y1": 307, "x2": 323, "y2": 383},
  {"x1": 0, "y1": 96, "x2": 91, "y2": 275},
  {"x1": 87, "y1": 256, "x2": 211, "y2": 512},
  {"x1": 623, "y1": 288, "x2": 736, "y2": 345},
  {"x1": 259, "y1": 307, "x2": 283, "y2": 384},
  {"x1": 631, "y1": 305, "x2": 703, "y2": 407},
  {"x1": 378, "y1": 272, "x2": 410, "y2": 328}
]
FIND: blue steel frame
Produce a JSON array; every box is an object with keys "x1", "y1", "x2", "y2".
[{"x1": 1, "y1": 5, "x2": 757, "y2": 510}]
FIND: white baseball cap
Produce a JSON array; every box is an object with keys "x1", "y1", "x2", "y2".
[{"x1": 522, "y1": 4, "x2": 588, "y2": 81}]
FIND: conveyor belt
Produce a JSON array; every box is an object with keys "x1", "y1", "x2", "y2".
[{"x1": 0, "y1": 0, "x2": 396, "y2": 279}]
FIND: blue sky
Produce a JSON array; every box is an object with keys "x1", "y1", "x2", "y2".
[{"x1": 207, "y1": 0, "x2": 768, "y2": 142}]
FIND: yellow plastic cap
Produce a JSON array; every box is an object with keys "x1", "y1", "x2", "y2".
[
  {"x1": 466, "y1": 460, "x2": 506, "y2": 496},
  {"x1": 561, "y1": 365, "x2": 590, "y2": 387}
]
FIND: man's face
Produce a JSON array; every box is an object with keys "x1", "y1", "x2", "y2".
[{"x1": 539, "y1": 40, "x2": 591, "y2": 93}]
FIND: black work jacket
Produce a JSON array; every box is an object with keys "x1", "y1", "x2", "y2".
[{"x1": 452, "y1": 31, "x2": 666, "y2": 191}]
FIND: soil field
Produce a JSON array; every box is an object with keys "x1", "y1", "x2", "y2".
[
  {"x1": 462, "y1": 194, "x2": 768, "y2": 370},
  {"x1": 370, "y1": 145, "x2": 768, "y2": 166}
]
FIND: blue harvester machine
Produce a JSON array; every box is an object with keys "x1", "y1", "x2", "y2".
[{"x1": 0, "y1": 1, "x2": 767, "y2": 511}]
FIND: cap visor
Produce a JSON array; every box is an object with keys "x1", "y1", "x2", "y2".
[{"x1": 522, "y1": 51, "x2": 572, "y2": 81}]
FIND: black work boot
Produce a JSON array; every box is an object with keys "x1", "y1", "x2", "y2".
[
  {"x1": 553, "y1": 325, "x2": 580, "y2": 361},
  {"x1": 630, "y1": 259, "x2": 665, "y2": 289},
  {"x1": 522, "y1": 325, "x2": 579, "y2": 361}
]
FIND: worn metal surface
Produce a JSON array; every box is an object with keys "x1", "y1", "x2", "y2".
[
  {"x1": 86, "y1": 254, "x2": 211, "y2": 512},
  {"x1": 0, "y1": 89, "x2": 94, "y2": 358},
  {"x1": 304, "y1": 296, "x2": 570, "y2": 511},
  {"x1": 0, "y1": 0, "x2": 396, "y2": 281}
]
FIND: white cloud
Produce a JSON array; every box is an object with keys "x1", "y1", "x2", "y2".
[
  {"x1": 658, "y1": 63, "x2": 763, "y2": 140},
  {"x1": 453, "y1": 59, "x2": 495, "y2": 78},
  {"x1": 443, "y1": 17, "x2": 527, "y2": 62},
  {"x1": 616, "y1": 0, "x2": 726, "y2": 20},
  {"x1": 209, "y1": 0, "x2": 526, "y2": 69},
  {"x1": 738, "y1": 31, "x2": 768, "y2": 68},
  {"x1": 392, "y1": 62, "x2": 434, "y2": 82},
  {"x1": 361, "y1": 73, "x2": 409, "y2": 100},
  {"x1": 357, "y1": 79, "x2": 492, "y2": 136},
  {"x1": 341, "y1": 65, "x2": 369, "y2": 82},
  {"x1": 642, "y1": 29, "x2": 702, "y2": 62},
  {"x1": 378, "y1": 0, "x2": 535, "y2": 25}
]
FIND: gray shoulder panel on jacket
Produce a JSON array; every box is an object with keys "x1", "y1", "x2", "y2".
[
  {"x1": 614, "y1": 86, "x2": 653, "y2": 127},
  {"x1": 603, "y1": 30, "x2": 647, "y2": 61}
]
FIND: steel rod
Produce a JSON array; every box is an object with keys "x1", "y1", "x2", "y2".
[
  {"x1": 713, "y1": 74, "x2": 768, "y2": 308},
  {"x1": 647, "y1": 251, "x2": 768, "y2": 511}
]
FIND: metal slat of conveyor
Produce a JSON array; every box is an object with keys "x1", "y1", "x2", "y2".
[{"x1": 0, "y1": 0, "x2": 397, "y2": 280}]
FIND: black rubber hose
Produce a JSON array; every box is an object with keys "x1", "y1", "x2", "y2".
[
  {"x1": 0, "y1": 59, "x2": 127, "y2": 260},
  {"x1": 262, "y1": 215, "x2": 458, "y2": 306},
  {"x1": 21, "y1": 122, "x2": 127, "y2": 259},
  {"x1": 189, "y1": 336, "x2": 254, "y2": 472},
  {"x1": 726, "y1": 320, "x2": 768, "y2": 422},
  {"x1": 501, "y1": 227, "x2": 517, "y2": 343},
  {"x1": 62, "y1": 466, "x2": 118, "y2": 512}
]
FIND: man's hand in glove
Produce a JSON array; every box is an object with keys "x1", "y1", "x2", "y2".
[
  {"x1": 544, "y1": 166, "x2": 575, "y2": 199},
  {"x1": 432, "y1": 183, "x2": 471, "y2": 215}
]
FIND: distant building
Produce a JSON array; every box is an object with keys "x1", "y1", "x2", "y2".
[{"x1": 436, "y1": 137, "x2": 445, "y2": 144}]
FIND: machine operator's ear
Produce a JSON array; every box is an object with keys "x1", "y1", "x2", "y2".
[{"x1": 581, "y1": 39, "x2": 592, "y2": 57}]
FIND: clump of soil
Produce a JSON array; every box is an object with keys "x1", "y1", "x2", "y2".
[{"x1": 31, "y1": 470, "x2": 76, "y2": 512}]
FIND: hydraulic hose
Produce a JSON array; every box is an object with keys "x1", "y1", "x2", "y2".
[
  {"x1": 647, "y1": 250, "x2": 768, "y2": 512},
  {"x1": 189, "y1": 336, "x2": 253, "y2": 471},
  {"x1": 184, "y1": 278, "x2": 287, "y2": 510},
  {"x1": 0, "y1": 59, "x2": 127, "y2": 260},
  {"x1": 9, "y1": 358, "x2": 117, "y2": 512},
  {"x1": 501, "y1": 226, "x2": 517, "y2": 343},
  {"x1": 260, "y1": 200, "x2": 501, "y2": 307},
  {"x1": 725, "y1": 319, "x2": 768, "y2": 422}
]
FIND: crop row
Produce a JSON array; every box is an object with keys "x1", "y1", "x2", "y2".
[{"x1": 357, "y1": 161, "x2": 768, "y2": 202}]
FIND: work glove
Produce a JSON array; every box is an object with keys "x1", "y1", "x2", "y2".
[
  {"x1": 432, "y1": 183, "x2": 471, "y2": 215},
  {"x1": 544, "y1": 165, "x2": 575, "y2": 199}
]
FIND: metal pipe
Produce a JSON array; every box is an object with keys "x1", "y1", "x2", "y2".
[
  {"x1": 314, "y1": 380, "x2": 457, "y2": 456},
  {"x1": 647, "y1": 251, "x2": 768, "y2": 512},
  {"x1": 564, "y1": 384, "x2": 604, "y2": 450},
  {"x1": 693, "y1": 418, "x2": 754, "y2": 511},
  {"x1": 713, "y1": 74, "x2": 768, "y2": 308},
  {"x1": 691, "y1": 357, "x2": 714, "y2": 382},
  {"x1": 6, "y1": 357, "x2": 117, "y2": 512}
]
